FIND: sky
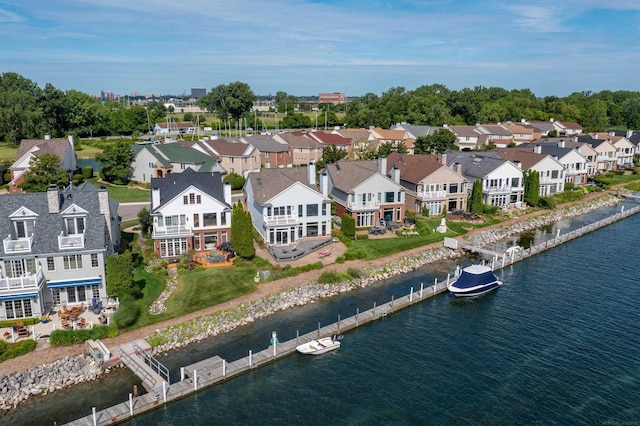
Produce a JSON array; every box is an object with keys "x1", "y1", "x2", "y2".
[{"x1": 1, "y1": 0, "x2": 640, "y2": 98}]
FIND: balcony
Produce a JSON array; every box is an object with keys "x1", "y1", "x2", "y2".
[
  {"x1": 485, "y1": 185, "x2": 520, "y2": 194},
  {"x1": 3, "y1": 234, "x2": 33, "y2": 254},
  {"x1": 0, "y1": 268, "x2": 45, "y2": 296},
  {"x1": 264, "y1": 213, "x2": 298, "y2": 226},
  {"x1": 153, "y1": 225, "x2": 193, "y2": 238},
  {"x1": 348, "y1": 199, "x2": 380, "y2": 211},
  {"x1": 58, "y1": 231, "x2": 85, "y2": 250},
  {"x1": 417, "y1": 190, "x2": 447, "y2": 200}
]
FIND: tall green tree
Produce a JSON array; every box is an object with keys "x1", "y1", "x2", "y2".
[
  {"x1": 322, "y1": 144, "x2": 347, "y2": 164},
  {"x1": 523, "y1": 170, "x2": 540, "y2": 206},
  {"x1": 469, "y1": 180, "x2": 484, "y2": 214},
  {"x1": 413, "y1": 129, "x2": 457, "y2": 154},
  {"x1": 19, "y1": 153, "x2": 67, "y2": 192},
  {"x1": 137, "y1": 207, "x2": 153, "y2": 235},
  {"x1": 96, "y1": 140, "x2": 133, "y2": 184},
  {"x1": 0, "y1": 72, "x2": 43, "y2": 144},
  {"x1": 621, "y1": 97, "x2": 640, "y2": 129},
  {"x1": 198, "y1": 81, "x2": 255, "y2": 123},
  {"x1": 230, "y1": 201, "x2": 255, "y2": 258},
  {"x1": 106, "y1": 251, "x2": 135, "y2": 298}
]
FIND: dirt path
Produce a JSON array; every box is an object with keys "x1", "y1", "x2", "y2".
[{"x1": 0, "y1": 190, "x2": 616, "y2": 376}]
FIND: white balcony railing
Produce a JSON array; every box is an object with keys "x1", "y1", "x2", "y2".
[
  {"x1": 417, "y1": 190, "x2": 447, "y2": 199},
  {"x1": 348, "y1": 199, "x2": 380, "y2": 210},
  {"x1": 0, "y1": 268, "x2": 45, "y2": 294},
  {"x1": 58, "y1": 231, "x2": 85, "y2": 250},
  {"x1": 263, "y1": 213, "x2": 298, "y2": 226},
  {"x1": 153, "y1": 225, "x2": 193, "y2": 237},
  {"x1": 3, "y1": 234, "x2": 33, "y2": 254},
  {"x1": 485, "y1": 185, "x2": 522, "y2": 194}
]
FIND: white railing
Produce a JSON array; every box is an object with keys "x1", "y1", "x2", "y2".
[
  {"x1": 485, "y1": 185, "x2": 522, "y2": 194},
  {"x1": 58, "y1": 231, "x2": 85, "y2": 249},
  {"x1": 153, "y1": 225, "x2": 193, "y2": 237},
  {"x1": 417, "y1": 190, "x2": 447, "y2": 199},
  {"x1": 3, "y1": 234, "x2": 33, "y2": 253},
  {"x1": 0, "y1": 268, "x2": 44, "y2": 293},
  {"x1": 264, "y1": 213, "x2": 298, "y2": 226},
  {"x1": 348, "y1": 200, "x2": 380, "y2": 210}
]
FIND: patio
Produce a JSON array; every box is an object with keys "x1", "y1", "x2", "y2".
[{"x1": 268, "y1": 237, "x2": 335, "y2": 262}]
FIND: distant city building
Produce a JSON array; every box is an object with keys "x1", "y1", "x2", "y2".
[
  {"x1": 130, "y1": 91, "x2": 140, "y2": 97},
  {"x1": 145, "y1": 93, "x2": 162, "y2": 99},
  {"x1": 319, "y1": 92, "x2": 345, "y2": 105},
  {"x1": 100, "y1": 91, "x2": 120, "y2": 101},
  {"x1": 191, "y1": 88, "x2": 207, "y2": 98}
]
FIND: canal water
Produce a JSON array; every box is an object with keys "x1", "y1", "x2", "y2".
[{"x1": 3, "y1": 203, "x2": 639, "y2": 425}]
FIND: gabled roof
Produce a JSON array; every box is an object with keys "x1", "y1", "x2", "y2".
[
  {"x1": 386, "y1": 152, "x2": 452, "y2": 183},
  {"x1": 334, "y1": 129, "x2": 371, "y2": 143},
  {"x1": 322, "y1": 160, "x2": 387, "y2": 192},
  {"x1": 492, "y1": 147, "x2": 551, "y2": 170},
  {"x1": 277, "y1": 132, "x2": 323, "y2": 149},
  {"x1": 247, "y1": 167, "x2": 323, "y2": 205},
  {"x1": 15, "y1": 137, "x2": 72, "y2": 166},
  {"x1": 500, "y1": 123, "x2": 536, "y2": 135},
  {"x1": 518, "y1": 143, "x2": 580, "y2": 160},
  {"x1": 447, "y1": 125, "x2": 479, "y2": 138},
  {"x1": 476, "y1": 125, "x2": 513, "y2": 137},
  {"x1": 557, "y1": 121, "x2": 582, "y2": 130},
  {"x1": 308, "y1": 131, "x2": 352, "y2": 146},
  {"x1": 241, "y1": 135, "x2": 289, "y2": 153},
  {"x1": 137, "y1": 143, "x2": 217, "y2": 171},
  {"x1": 370, "y1": 128, "x2": 407, "y2": 140},
  {"x1": 391, "y1": 123, "x2": 437, "y2": 138},
  {"x1": 205, "y1": 139, "x2": 255, "y2": 156},
  {"x1": 445, "y1": 151, "x2": 513, "y2": 179},
  {"x1": 0, "y1": 183, "x2": 117, "y2": 256},
  {"x1": 151, "y1": 168, "x2": 230, "y2": 211},
  {"x1": 528, "y1": 121, "x2": 556, "y2": 132}
]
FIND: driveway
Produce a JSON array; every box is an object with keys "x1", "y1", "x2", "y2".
[{"x1": 118, "y1": 202, "x2": 150, "y2": 222}]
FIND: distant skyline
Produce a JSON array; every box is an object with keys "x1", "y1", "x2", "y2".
[{"x1": 1, "y1": 1, "x2": 640, "y2": 98}]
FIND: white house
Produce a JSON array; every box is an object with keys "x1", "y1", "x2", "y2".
[
  {"x1": 245, "y1": 164, "x2": 332, "y2": 247},
  {"x1": 151, "y1": 169, "x2": 232, "y2": 258},
  {"x1": 493, "y1": 147, "x2": 566, "y2": 196}
]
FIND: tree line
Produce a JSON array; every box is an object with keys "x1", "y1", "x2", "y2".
[{"x1": 3, "y1": 72, "x2": 640, "y2": 147}]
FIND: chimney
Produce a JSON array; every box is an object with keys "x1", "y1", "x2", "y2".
[
  {"x1": 391, "y1": 166, "x2": 400, "y2": 183},
  {"x1": 68, "y1": 135, "x2": 74, "y2": 149},
  {"x1": 514, "y1": 160, "x2": 522, "y2": 169},
  {"x1": 627, "y1": 130, "x2": 633, "y2": 139},
  {"x1": 47, "y1": 184, "x2": 60, "y2": 213},
  {"x1": 550, "y1": 118, "x2": 554, "y2": 123},
  {"x1": 307, "y1": 161, "x2": 316, "y2": 185},
  {"x1": 558, "y1": 140, "x2": 565, "y2": 148},
  {"x1": 224, "y1": 182, "x2": 232, "y2": 205},
  {"x1": 378, "y1": 156, "x2": 387, "y2": 174},
  {"x1": 151, "y1": 186, "x2": 160, "y2": 209},
  {"x1": 45, "y1": 134, "x2": 51, "y2": 140},
  {"x1": 320, "y1": 172, "x2": 329, "y2": 197},
  {"x1": 443, "y1": 124, "x2": 448, "y2": 128},
  {"x1": 534, "y1": 144, "x2": 542, "y2": 154},
  {"x1": 521, "y1": 118, "x2": 526, "y2": 124},
  {"x1": 98, "y1": 186, "x2": 114, "y2": 247},
  {"x1": 439, "y1": 153, "x2": 447, "y2": 165},
  {"x1": 454, "y1": 162, "x2": 462, "y2": 174}
]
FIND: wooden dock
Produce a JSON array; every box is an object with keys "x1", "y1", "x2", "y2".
[{"x1": 65, "y1": 204, "x2": 640, "y2": 425}]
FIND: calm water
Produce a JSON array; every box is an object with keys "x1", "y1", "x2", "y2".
[{"x1": 3, "y1": 204, "x2": 639, "y2": 425}]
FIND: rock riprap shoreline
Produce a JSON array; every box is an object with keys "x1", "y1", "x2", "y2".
[{"x1": 0, "y1": 194, "x2": 620, "y2": 412}]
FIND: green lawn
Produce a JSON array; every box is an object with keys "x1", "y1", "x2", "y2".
[
  {"x1": 0, "y1": 141, "x2": 19, "y2": 164},
  {"x1": 596, "y1": 172, "x2": 640, "y2": 186},
  {"x1": 86, "y1": 177, "x2": 150, "y2": 203}
]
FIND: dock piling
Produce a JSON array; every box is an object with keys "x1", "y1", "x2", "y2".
[
  {"x1": 92, "y1": 407, "x2": 97, "y2": 426},
  {"x1": 194, "y1": 370, "x2": 198, "y2": 391},
  {"x1": 163, "y1": 382, "x2": 167, "y2": 403},
  {"x1": 409, "y1": 287, "x2": 413, "y2": 304},
  {"x1": 338, "y1": 315, "x2": 341, "y2": 333},
  {"x1": 129, "y1": 393, "x2": 133, "y2": 416},
  {"x1": 420, "y1": 282, "x2": 424, "y2": 298},
  {"x1": 249, "y1": 350, "x2": 252, "y2": 368},
  {"x1": 180, "y1": 367, "x2": 185, "y2": 381}
]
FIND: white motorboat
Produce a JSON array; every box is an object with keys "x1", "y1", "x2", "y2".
[
  {"x1": 296, "y1": 335, "x2": 342, "y2": 355},
  {"x1": 448, "y1": 264, "x2": 502, "y2": 297}
]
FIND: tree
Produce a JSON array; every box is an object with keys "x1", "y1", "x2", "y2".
[
  {"x1": 524, "y1": 170, "x2": 540, "y2": 206},
  {"x1": 137, "y1": 207, "x2": 153, "y2": 235},
  {"x1": 282, "y1": 113, "x2": 312, "y2": 129},
  {"x1": 106, "y1": 251, "x2": 135, "y2": 298},
  {"x1": 621, "y1": 97, "x2": 640, "y2": 129},
  {"x1": 198, "y1": 81, "x2": 255, "y2": 123},
  {"x1": 413, "y1": 129, "x2": 457, "y2": 154},
  {"x1": 469, "y1": 180, "x2": 483, "y2": 214},
  {"x1": 19, "y1": 153, "x2": 67, "y2": 192},
  {"x1": 0, "y1": 72, "x2": 43, "y2": 144},
  {"x1": 96, "y1": 140, "x2": 133, "y2": 184},
  {"x1": 230, "y1": 201, "x2": 255, "y2": 258},
  {"x1": 322, "y1": 145, "x2": 347, "y2": 164},
  {"x1": 223, "y1": 172, "x2": 246, "y2": 190}
]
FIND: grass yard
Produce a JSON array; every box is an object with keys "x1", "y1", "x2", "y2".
[
  {"x1": 86, "y1": 177, "x2": 150, "y2": 203},
  {"x1": 596, "y1": 172, "x2": 640, "y2": 186},
  {"x1": 0, "y1": 141, "x2": 19, "y2": 163}
]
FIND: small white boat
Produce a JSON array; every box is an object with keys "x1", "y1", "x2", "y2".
[
  {"x1": 505, "y1": 245, "x2": 522, "y2": 255},
  {"x1": 448, "y1": 264, "x2": 502, "y2": 297},
  {"x1": 296, "y1": 335, "x2": 342, "y2": 355}
]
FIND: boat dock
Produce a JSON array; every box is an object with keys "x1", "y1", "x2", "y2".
[{"x1": 66, "y1": 204, "x2": 640, "y2": 425}]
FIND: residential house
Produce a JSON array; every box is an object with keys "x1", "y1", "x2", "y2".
[
  {"x1": 274, "y1": 132, "x2": 324, "y2": 165},
  {"x1": 445, "y1": 125, "x2": 486, "y2": 150},
  {"x1": 9, "y1": 135, "x2": 77, "y2": 193},
  {"x1": 306, "y1": 131, "x2": 353, "y2": 157},
  {"x1": 0, "y1": 183, "x2": 120, "y2": 320},
  {"x1": 245, "y1": 164, "x2": 332, "y2": 247},
  {"x1": 391, "y1": 123, "x2": 437, "y2": 140},
  {"x1": 577, "y1": 136, "x2": 618, "y2": 172},
  {"x1": 241, "y1": 135, "x2": 293, "y2": 168},
  {"x1": 528, "y1": 120, "x2": 557, "y2": 137},
  {"x1": 447, "y1": 152, "x2": 524, "y2": 208},
  {"x1": 130, "y1": 143, "x2": 221, "y2": 183},
  {"x1": 609, "y1": 130, "x2": 640, "y2": 155},
  {"x1": 187, "y1": 138, "x2": 260, "y2": 177},
  {"x1": 492, "y1": 147, "x2": 566, "y2": 196},
  {"x1": 368, "y1": 127, "x2": 410, "y2": 152},
  {"x1": 499, "y1": 122, "x2": 541, "y2": 144},
  {"x1": 591, "y1": 133, "x2": 635, "y2": 167},
  {"x1": 150, "y1": 169, "x2": 232, "y2": 258},
  {"x1": 320, "y1": 158, "x2": 405, "y2": 227},
  {"x1": 474, "y1": 124, "x2": 514, "y2": 147},
  {"x1": 386, "y1": 152, "x2": 468, "y2": 215},
  {"x1": 154, "y1": 121, "x2": 197, "y2": 135},
  {"x1": 518, "y1": 141, "x2": 590, "y2": 185},
  {"x1": 333, "y1": 129, "x2": 377, "y2": 158},
  {"x1": 553, "y1": 120, "x2": 583, "y2": 136}
]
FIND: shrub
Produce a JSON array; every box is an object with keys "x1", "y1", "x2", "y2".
[
  {"x1": 317, "y1": 270, "x2": 343, "y2": 284},
  {"x1": 341, "y1": 214, "x2": 355, "y2": 238},
  {"x1": 49, "y1": 324, "x2": 118, "y2": 346},
  {"x1": 113, "y1": 295, "x2": 140, "y2": 329},
  {"x1": 483, "y1": 205, "x2": 499, "y2": 214},
  {"x1": 0, "y1": 339, "x2": 37, "y2": 361},
  {"x1": 564, "y1": 182, "x2": 575, "y2": 191},
  {"x1": 346, "y1": 268, "x2": 361, "y2": 278},
  {"x1": 538, "y1": 196, "x2": 556, "y2": 209},
  {"x1": 344, "y1": 247, "x2": 366, "y2": 260},
  {"x1": 335, "y1": 256, "x2": 345, "y2": 264},
  {"x1": 72, "y1": 173, "x2": 84, "y2": 185},
  {"x1": 81, "y1": 166, "x2": 94, "y2": 179}
]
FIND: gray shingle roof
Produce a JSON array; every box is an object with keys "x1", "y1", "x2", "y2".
[
  {"x1": 247, "y1": 166, "x2": 319, "y2": 205},
  {"x1": 0, "y1": 183, "x2": 118, "y2": 257},
  {"x1": 242, "y1": 135, "x2": 289, "y2": 153},
  {"x1": 322, "y1": 160, "x2": 381, "y2": 192},
  {"x1": 151, "y1": 168, "x2": 230, "y2": 211},
  {"x1": 445, "y1": 151, "x2": 509, "y2": 179}
]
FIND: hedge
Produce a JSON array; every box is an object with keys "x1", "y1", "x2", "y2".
[
  {"x1": 0, "y1": 339, "x2": 37, "y2": 362},
  {"x1": 49, "y1": 324, "x2": 118, "y2": 346}
]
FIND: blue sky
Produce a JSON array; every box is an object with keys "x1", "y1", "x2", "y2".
[{"x1": 1, "y1": 0, "x2": 639, "y2": 98}]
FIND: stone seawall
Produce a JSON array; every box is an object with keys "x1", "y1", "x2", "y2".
[{"x1": 0, "y1": 194, "x2": 620, "y2": 412}]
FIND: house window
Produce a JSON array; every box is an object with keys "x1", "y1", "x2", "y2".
[
  {"x1": 180, "y1": 163, "x2": 186, "y2": 169},
  {"x1": 220, "y1": 231, "x2": 228, "y2": 243},
  {"x1": 265, "y1": 162, "x2": 271, "y2": 168},
  {"x1": 67, "y1": 287, "x2": 76, "y2": 303},
  {"x1": 551, "y1": 170, "x2": 559, "y2": 179},
  {"x1": 68, "y1": 286, "x2": 87, "y2": 303},
  {"x1": 63, "y1": 255, "x2": 83, "y2": 270},
  {"x1": 322, "y1": 203, "x2": 327, "y2": 216},
  {"x1": 307, "y1": 223, "x2": 319, "y2": 237},
  {"x1": 356, "y1": 212, "x2": 374, "y2": 227},
  {"x1": 91, "y1": 253, "x2": 99, "y2": 268},
  {"x1": 92, "y1": 285, "x2": 100, "y2": 300},
  {"x1": 306, "y1": 204, "x2": 318, "y2": 216},
  {"x1": 6, "y1": 259, "x2": 36, "y2": 277},
  {"x1": 14, "y1": 220, "x2": 35, "y2": 238},
  {"x1": 52, "y1": 288, "x2": 61, "y2": 306},
  {"x1": 189, "y1": 193, "x2": 196, "y2": 204},
  {"x1": 193, "y1": 214, "x2": 200, "y2": 227},
  {"x1": 511, "y1": 178, "x2": 520, "y2": 187},
  {"x1": 265, "y1": 152, "x2": 270, "y2": 158},
  {"x1": 149, "y1": 162, "x2": 154, "y2": 168},
  {"x1": 221, "y1": 212, "x2": 227, "y2": 226},
  {"x1": 298, "y1": 205, "x2": 303, "y2": 216},
  {"x1": 385, "y1": 192, "x2": 394, "y2": 203},
  {"x1": 203, "y1": 213, "x2": 217, "y2": 226},
  {"x1": 197, "y1": 195, "x2": 201, "y2": 204},
  {"x1": 203, "y1": 234, "x2": 218, "y2": 249},
  {"x1": 47, "y1": 257, "x2": 55, "y2": 271},
  {"x1": 230, "y1": 158, "x2": 234, "y2": 163},
  {"x1": 194, "y1": 235, "x2": 201, "y2": 251},
  {"x1": 5, "y1": 299, "x2": 33, "y2": 319},
  {"x1": 160, "y1": 239, "x2": 188, "y2": 257},
  {"x1": 65, "y1": 217, "x2": 85, "y2": 235},
  {"x1": 449, "y1": 183, "x2": 458, "y2": 194},
  {"x1": 183, "y1": 195, "x2": 188, "y2": 204},
  {"x1": 164, "y1": 215, "x2": 186, "y2": 226}
]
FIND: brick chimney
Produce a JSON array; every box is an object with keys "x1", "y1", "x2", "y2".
[{"x1": 47, "y1": 184, "x2": 60, "y2": 213}]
